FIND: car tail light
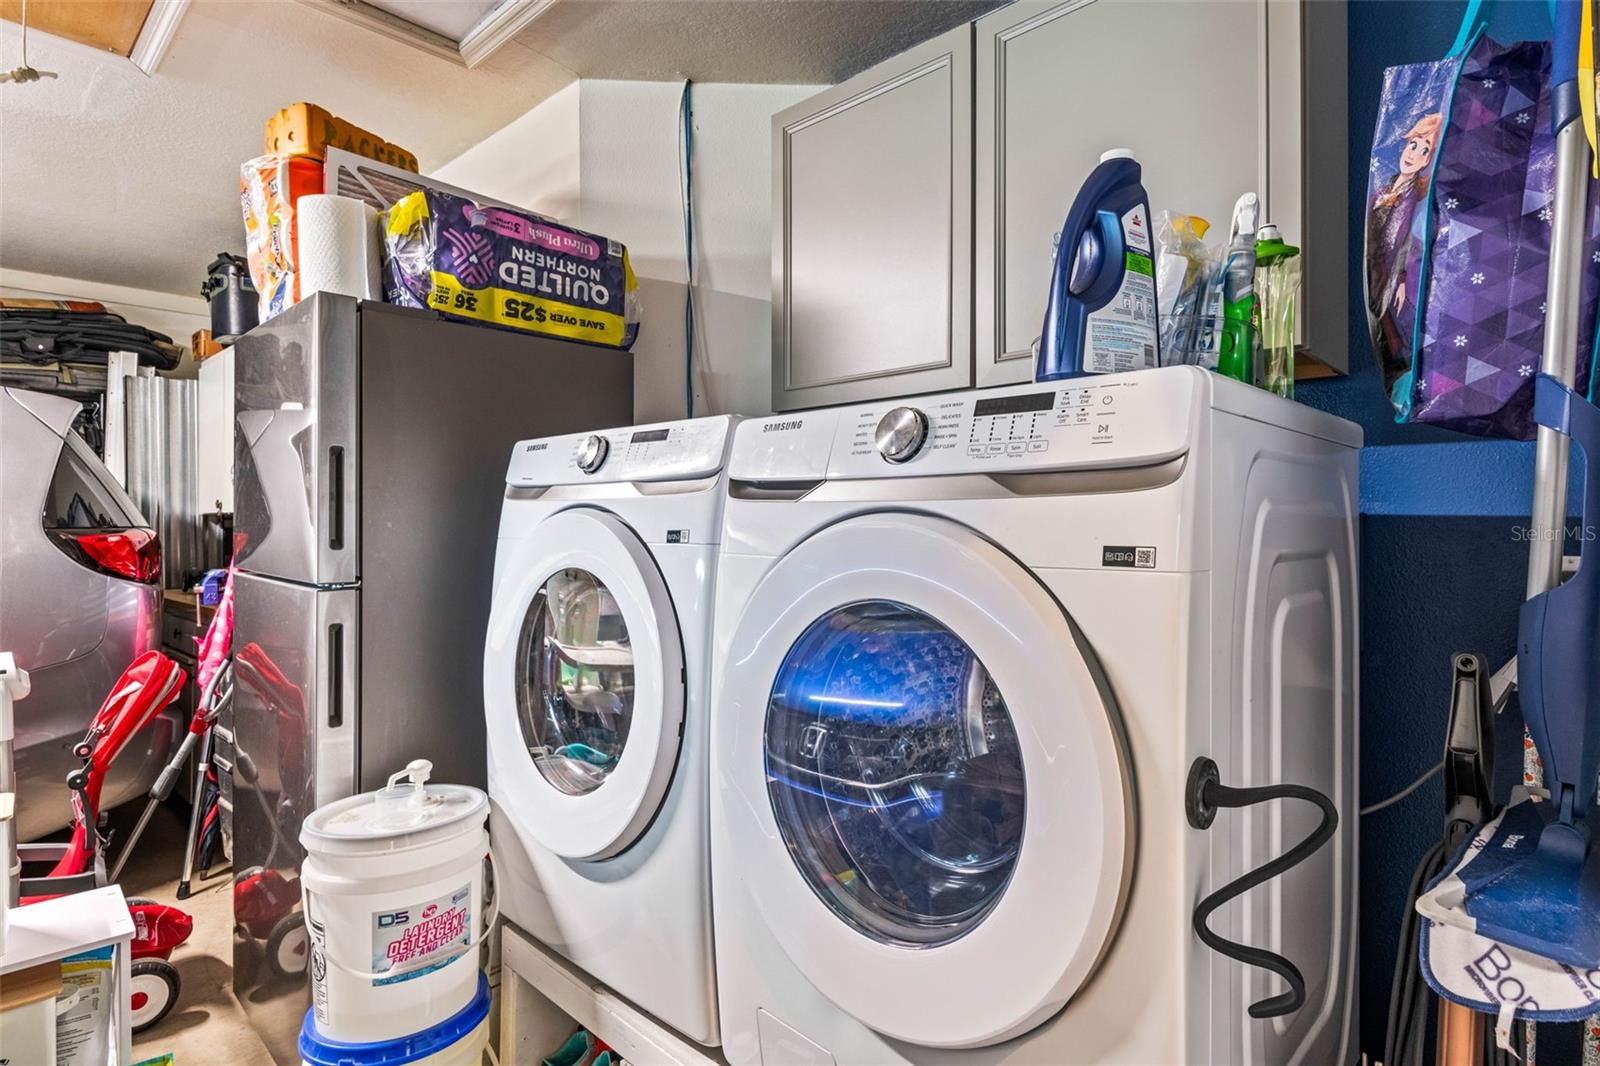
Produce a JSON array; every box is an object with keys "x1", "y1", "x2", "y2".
[{"x1": 48, "y1": 529, "x2": 161, "y2": 584}]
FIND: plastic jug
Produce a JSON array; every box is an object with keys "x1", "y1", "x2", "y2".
[{"x1": 1035, "y1": 149, "x2": 1160, "y2": 380}]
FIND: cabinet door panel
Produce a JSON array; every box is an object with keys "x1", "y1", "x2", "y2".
[
  {"x1": 773, "y1": 24, "x2": 972, "y2": 411},
  {"x1": 976, "y1": 0, "x2": 1264, "y2": 386},
  {"x1": 1283, "y1": 0, "x2": 1349, "y2": 372}
]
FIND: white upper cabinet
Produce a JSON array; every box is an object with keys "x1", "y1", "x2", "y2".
[
  {"x1": 772, "y1": 0, "x2": 1347, "y2": 410},
  {"x1": 772, "y1": 24, "x2": 973, "y2": 412},
  {"x1": 975, "y1": 0, "x2": 1347, "y2": 386}
]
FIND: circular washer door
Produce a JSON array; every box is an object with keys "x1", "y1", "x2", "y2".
[
  {"x1": 485, "y1": 508, "x2": 684, "y2": 860},
  {"x1": 719, "y1": 513, "x2": 1133, "y2": 1048}
]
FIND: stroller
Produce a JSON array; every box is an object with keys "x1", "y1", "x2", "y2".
[{"x1": 18, "y1": 650, "x2": 198, "y2": 1033}]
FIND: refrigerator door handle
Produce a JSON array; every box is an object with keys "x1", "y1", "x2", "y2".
[
  {"x1": 327, "y1": 622, "x2": 344, "y2": 728},
  {"x1": 328, "y1": 445, "x2": 346, "y2": 551},
  {"x1": 315, "y1": 588, "x2": 358, "y2": 807}
]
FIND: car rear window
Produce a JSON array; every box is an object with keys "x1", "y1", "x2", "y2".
[{"x1": 42, "y1": 432, "x2": 139, "y2": 530}]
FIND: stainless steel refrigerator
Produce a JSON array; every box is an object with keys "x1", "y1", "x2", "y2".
[{"x1": 226, "y1": 294, "x2": 632, "y2": 1060}]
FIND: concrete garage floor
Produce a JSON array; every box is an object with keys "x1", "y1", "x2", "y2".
[{"x1": 106, "y1": 801, "x2": 277, "y2": 1066}]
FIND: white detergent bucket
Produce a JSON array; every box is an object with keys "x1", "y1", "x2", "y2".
[
  {"x1": 300, "y1": 972, "x2": 491, "y2": 1066},
  {"x1": 300, "y1": 759, "x2": 495, "y2": 1045}
]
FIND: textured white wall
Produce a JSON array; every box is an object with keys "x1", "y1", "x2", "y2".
[
  {"x1": 429, "y1": 79, "x2": 819, "y2": 421},
  {"x1": 577, "y1": 81, "x2": 817, "y2": 421},
  {"x1": 431, "y1": 82, "x2": 582, "y2": 221}
]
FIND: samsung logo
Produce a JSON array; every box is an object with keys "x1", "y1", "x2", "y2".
[
  {"x1": 764, "y1": 420, "x2": 804, "y2": 433},
  {"x1": 524, "y1": 442, "x2": 548, "y2": 452}
]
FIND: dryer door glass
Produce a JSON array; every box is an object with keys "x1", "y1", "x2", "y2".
[
  {"x1": 764, "y1": 600, "x2": 1025, "y2": 948},
  {"x1": 516, "y1": 567, "x2": 635, "y2": 795}
]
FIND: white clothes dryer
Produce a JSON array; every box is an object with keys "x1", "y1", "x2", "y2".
[
  {"x1": 484, "y1": 415, "x2": 736, "y2": 1046},
  {"x1": 709, "y1": 368, "x2": 1360, "y2": 1064}
]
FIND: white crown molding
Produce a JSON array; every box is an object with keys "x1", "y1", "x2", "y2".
[
  {"x1": 295, "y1": 0, "x2": 465, "y2": 65},
  {"x1": 293, "y1": 0, "x2": 559, "y2": 69},
  {"x1": 459, "y1": 0, "x2": 561, "y2": 68},
  {"x1": 128, "y1": 0, "x2": 191, "y2": 76}
]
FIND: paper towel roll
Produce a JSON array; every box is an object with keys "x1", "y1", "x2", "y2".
[{"x1": 298, "y1": 194, "x2": 381, "y2": 301}]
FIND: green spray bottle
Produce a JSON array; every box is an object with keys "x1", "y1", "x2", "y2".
[
  {"x1": 1215, "y1": 192, "x2": 1259, "y2": 383},
  {"x1": 1254, "y1": 224, "x2": 1302, "y2": 398}
]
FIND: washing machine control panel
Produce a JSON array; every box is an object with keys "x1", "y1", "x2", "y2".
[
  {"x1": 829, "y1": 369, "x2": 1199, "y2": 477},
  {"x1": 507, "y1": 416, "x2": 736, "y2": 487}
]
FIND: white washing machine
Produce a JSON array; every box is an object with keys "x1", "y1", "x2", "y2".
[
  {"x1": 709, "y1": 367, "x2": 1361, "y2": 1065},
  {"x1": 484, "y1": 415, "x2": 737, "y2": 1046}
]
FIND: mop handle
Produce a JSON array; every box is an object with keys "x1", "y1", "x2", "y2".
[
  {"x1": 1495, "y1": 12, "x2": 1592, "y2": 1060},
  {"x1": 1527, "y1": 0, "x2": 1591, "y2": 600},
  {"x1": 1553, "y1": 0, "x2": 1581, "y2": 132}
]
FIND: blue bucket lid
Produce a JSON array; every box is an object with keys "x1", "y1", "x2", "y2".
[{"x1": 299, "y1": 973, "x2": 490, "y2": 1066}]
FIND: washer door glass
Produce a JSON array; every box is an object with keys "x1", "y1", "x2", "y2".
[
  {"x1": 764, "y1": 600, "x2": 1025, "y2": 948},
  {"x1": 516, "y1": 567, "x2": 635, "y2": 795}
]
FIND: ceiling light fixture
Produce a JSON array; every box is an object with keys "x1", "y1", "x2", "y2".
[{"x1": 0, "y1": 0, "x2": 59, "y2": 85}]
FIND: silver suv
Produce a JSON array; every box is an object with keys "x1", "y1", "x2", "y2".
[{"x1": 1, "y1": 387, "x2": 171, "y2": 840}]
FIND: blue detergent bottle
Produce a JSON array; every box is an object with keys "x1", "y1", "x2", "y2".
[{"x1": 1035, "y1": 149, "x2": 1161, "y2": 381}]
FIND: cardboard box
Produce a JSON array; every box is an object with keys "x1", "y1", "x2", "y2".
[{"x1": 265, "y1": 103, "x2": 418, "y2": 173}]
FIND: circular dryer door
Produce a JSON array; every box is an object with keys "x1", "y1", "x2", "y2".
[
  {"x1": 720, "y1": 513, "x2": 1133, "y2": 1049},
  {"x1": 484, "y1": 508, "x2": 685, "y2": 860}
]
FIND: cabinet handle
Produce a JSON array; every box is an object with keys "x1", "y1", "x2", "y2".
[
  {"x1": 328, "y1": 446, "x2": 345, "y2": 551},
  {"x1": 327, "y1": 623, "x2": 344, "y2": 728}
]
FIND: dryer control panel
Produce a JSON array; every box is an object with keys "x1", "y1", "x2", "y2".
[{"x1": 507, "y1": 415, "x2": 735, "y2": 487}]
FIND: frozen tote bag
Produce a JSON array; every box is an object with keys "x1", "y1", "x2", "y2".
[{"x1": 1365, "y1": 6, "x2": 1600, "y2": 439}]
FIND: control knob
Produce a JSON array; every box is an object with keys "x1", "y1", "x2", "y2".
[
  {"x1": 874, "y1": 406, "x2": 929, "y2": 464},
  {"x1": 576, "y1": 434, "x2": 609, "y2": 474}
]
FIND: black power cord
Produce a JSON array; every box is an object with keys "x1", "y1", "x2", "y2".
[
  {"x1": 1385, "y1": 839, "x2": 1449, "y2": 1066},
  {"x1": 1185, "y1": 756, "x2": 1340, "y2": 1019}
]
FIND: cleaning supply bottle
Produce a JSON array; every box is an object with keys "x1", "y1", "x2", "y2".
[
  {"x1": 1253, "y1": 223, "x2": 1302, "y2": 398},
  {"x1": 1155, "y1": 212, "x2": 1214, "y2": 365},
  {"x1": 1215, "y1": 193, "x2": 1259, "y2": 383},
  {"x1": 1035, "y1": 149, "x2": 1160, "y2": 381}
]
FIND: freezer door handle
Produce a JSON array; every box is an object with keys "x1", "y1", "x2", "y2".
[
  {"x1": 328, "y1": 445, "x2": 346, "y2": 551},
  {"x1": 327, "y1": 622, "x2": 345, "y2": 728}
]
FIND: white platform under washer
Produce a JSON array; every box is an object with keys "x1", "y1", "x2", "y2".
[
  {"x1": 484, "y1": 415, "x2": 737, "y2": 1047},
  {"x1": 709, "y1": 367, "x2": 1361, "y2": 1065}
]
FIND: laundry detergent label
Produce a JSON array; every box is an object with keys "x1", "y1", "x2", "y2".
[
  {"x1": 370, "y1": 882, "x2": 474, "y2": 987},
  {"x1": 1083, "y1": 203, "x2": 1160, "y2": 374},
  {"x1": 56, "y1": 946, "x2": 114, "y2": 1066},
  {"x1": 310, "y1": 912, "x2": 332, "y2": 1027},
  {"x1": 383, "y1": 189, "x2": 639, "y2": 350}
]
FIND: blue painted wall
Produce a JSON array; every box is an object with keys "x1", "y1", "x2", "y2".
[{"x1": 1293, "y1": 2, "x2": 1586, "y2": 1059}]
